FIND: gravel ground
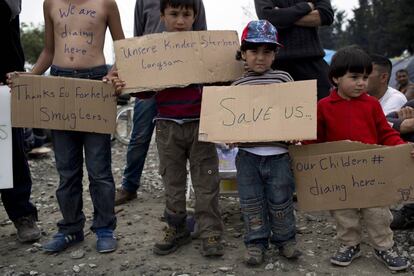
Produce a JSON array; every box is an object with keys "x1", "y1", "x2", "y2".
[{"x1": 1, "y1": 139, "x2": 413, "y2": 276}]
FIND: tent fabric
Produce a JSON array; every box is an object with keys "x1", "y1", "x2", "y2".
[{"x1": 390, "y1": 55, "x2": 414, "y2": 89}]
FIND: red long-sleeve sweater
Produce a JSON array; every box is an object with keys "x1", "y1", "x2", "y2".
[{"x1": 316, "y1": 89, "x2": 405, "y2": 145}]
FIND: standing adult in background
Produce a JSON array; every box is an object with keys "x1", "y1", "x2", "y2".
[
  {"x1": 367, "y1": 54, "x2": 407, "y2": 115},
  {"x1": 254, "y1": 0, "x2": 334, "y2": 101},
  {"x1": 115, "y1": 0, "x2": 207, "y2": 205},
  {"x1": 0, "y1": 0, "x2": 41, "y2": 242},
  {"x1": 396, "y1": 69, "x2": 414, "y2": 101}
]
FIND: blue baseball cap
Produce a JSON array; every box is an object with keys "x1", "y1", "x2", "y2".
[{"x1": 241, "y1": 20, "x2": 283, "y2": 47}]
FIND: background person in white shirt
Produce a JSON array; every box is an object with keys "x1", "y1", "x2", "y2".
[{"x1": 367, "y1": 54, "x2": 407, "y2": 115}]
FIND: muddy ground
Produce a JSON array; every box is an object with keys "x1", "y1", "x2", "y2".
[{"x1": 1, "y1": 139, "x2": 414, "y2": 276}]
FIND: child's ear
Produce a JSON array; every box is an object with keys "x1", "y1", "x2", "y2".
[
  {"x1": 241, "y1": 51, "x2": 246, "y2": 61},
  {"x1": 332, "y1": 77, "x2": 339, "y2": 85}
]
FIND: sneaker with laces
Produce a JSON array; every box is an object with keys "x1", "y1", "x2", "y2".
[
  {"x1": 42, "y1": 231, "x2": 84, "y2": 252},
  {"x1": 115, "y1": 187, "x2": 137, "y2": 206},
  {"x1": 13, "y1": 215, "x2": 41, "y2": 243},
  {"x1": 244, "y1": 244, "x2": 265, "y2": 265},
  {"x1": 374, "y1": 247, "x2": 411, "y2": 271},
  {"x1": 96, "y1": 228, "x2": 117, "y2": 253},
  {"x1": 201, "y1": 236, "x2": 224, "y2": 257},
  {"x1": 330, "y1": 244, "x2": 361, "y2": 266},
  {"x1": 279, "y1": 241, "x2": 302, "y2": 259},
  {"x1": 153, "y1": 225, "x2": 191, "y2": 255}
]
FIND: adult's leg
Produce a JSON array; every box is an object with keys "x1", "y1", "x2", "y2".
[
  {"x1": 121, "y1": 97, "x2": 157, "y2": 192},
  {"x1": 1, "y1": 128, "x2": 37, "y2": 221}
]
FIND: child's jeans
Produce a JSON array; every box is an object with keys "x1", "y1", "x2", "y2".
[
  {"x1": 156, "y1": 120, "x2": 223, "y2": 238},
  {"x1": 331, "y1": 207, "x2": 394, "y2": 250},
  {"x1": 236, "y1": 150, "x2": 296, "y2": 248},
  {"x1": 50, "y1": 65, "x2": 116, "y2": 234}
]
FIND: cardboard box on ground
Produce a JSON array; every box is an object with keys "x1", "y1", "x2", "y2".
[
  {"x1": 11, "y1": 75, "x2": 117, "y2": 134},
  {"x1": 0, "y1": 86, "x2": 13, "y2": 189},
  {"x1": 114, "y1": 30, "x2": 244, "y2": 93},
  {"x1": 289, "y1": 141, "x2": 414, "y2": 212}
]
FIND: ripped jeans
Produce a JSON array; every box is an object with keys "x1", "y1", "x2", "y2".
[{"x1": 236, "y1": 150, "x2": 296, "y2": 248}]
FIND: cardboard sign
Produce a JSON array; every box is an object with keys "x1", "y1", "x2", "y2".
[
  {"x1": 198, "y1": 80, "x2": 317, "y2": 143},
  {"x1": 114, "y1": 31, "x2": 244, "y2": 93},
  {"x1": 0, "y1": 86, "x2": 13, "y2": 189},
  {"x1": 11, "y1": 75, "x2": 117, "y2": 134},
  {"x1": 289, "y1": 141, "x2": 414, "y2": 211}
]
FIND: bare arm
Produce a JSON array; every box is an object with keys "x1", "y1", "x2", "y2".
[
  {"x1": 107, "y1": 0, "x2": 125, "y2": 41},
  {"x1": 31, "y1": 0, "x2": 54, "y2": 75}
]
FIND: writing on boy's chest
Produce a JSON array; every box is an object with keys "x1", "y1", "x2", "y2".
[{"x1": 58, "y1": 2, "x2": 97, "y2": 19}]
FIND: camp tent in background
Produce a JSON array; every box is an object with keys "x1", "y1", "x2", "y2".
[
  {"x1": 390, "y1": 55, "x2": 414, "y2": 89},
  {"x1": 323, "y1": 49, "x2": 336, "y2": 65}
]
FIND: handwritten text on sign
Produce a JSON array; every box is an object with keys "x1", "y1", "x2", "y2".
[
  {"x1": 0, "y1": 86, "x2": 13, "y2": 189},
  {"x1": 289, "y1": 141, "x2": 414, "y2": 211},
  {"x1": 199, "y1": 80, "x2": 317, "y2": 143},
  {"x1": 114, "y1": 31, "x2": 244, "y2": 93},
  {"x1": 11, "y1": 75, "x2": 116, "y2": 134}
]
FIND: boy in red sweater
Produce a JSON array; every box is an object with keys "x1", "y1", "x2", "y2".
[
  {"x1": 111, "y1": 0, "x2": 223, "y2": 257},
  {"x1": 316, "y1": 46, "x2": 410, "y2": 271}
]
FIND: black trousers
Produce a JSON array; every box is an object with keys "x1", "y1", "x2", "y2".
[
  {"x1": 1, "y1": 128, "x2": 37, "y2": 221},
  {"x1": 273, "y1": 57, "x2": 332, "y2": 101}
]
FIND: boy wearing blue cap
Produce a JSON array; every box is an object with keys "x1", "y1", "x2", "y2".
[{"x1": 233, "y1": 20, "x2": 300, "y2": 266}]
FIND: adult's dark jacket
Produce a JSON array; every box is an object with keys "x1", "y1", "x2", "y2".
[
  {"x1": 0, "y1": 0, "x2": 25, "y2": 84},
  {"x1": 254, "y1": 0, "x2": 334, "y2": 60}
]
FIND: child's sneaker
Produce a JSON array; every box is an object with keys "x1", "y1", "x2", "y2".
[
  {"x1": 279, "y1": 241, "x2": 302, "y2": 259},
  {"x1": 201, "y1": 236, "x2": 224, "y2": 257},
  {"x1": 96, "y1": 228, "x2": 117, "y2": 253},
  {"x1": 153, "y1": 225, "x2": 191, "y2": 255},
  {"x1": 374, "y1": 247, "x2": 410, "y2": 271},
  {"x1": 330, "y1": 244, "x2": 361, "y2": 266},
  {"x1": 244, "y1": 244, "x2": 265, "y2": 265},
  {"x1": 42, "y1": 231, "x2": 84, "y2": 252}
]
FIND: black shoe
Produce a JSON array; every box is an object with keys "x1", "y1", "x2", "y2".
[
  {"x1": 330, "y1": 244, "x2": 361, "y2": 266},
  {"x1": 374, "y1": 247, "x2": 411, "y2": 271},
  {"x1": 153, "y1": 225, "x2": 191, "y2": 255},
  {"x1": 201, "y1": 236, "x2": 224, "y2": 257},
  {"x1": 390, "y1": 207, "x2": 414, "y2": 230}
]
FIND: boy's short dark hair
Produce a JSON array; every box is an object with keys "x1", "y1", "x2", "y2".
[
  {"x1": 160, "y1": 0, "x2": 197, "y2": 15},
  {"x1": 329, "y1": 45, "x2": 372, "y2": 86},
  {"x1": 370, "y1": 54, "x2": 392, "y2": 83},
  {"x1": 235, "y1": 42, "x2": 278, "y2": 60}
]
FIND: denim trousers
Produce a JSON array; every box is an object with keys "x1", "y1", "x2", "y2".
[
  {"x1": 236, "y1": 150, "x2": 296, "y2": 247},
  {"x1": 1, "y1": 128, "x2": 38, "y2": 221},
  {"x1": 121, "y1": 97, "x2": 157, "y2": 192},
  {"x1": 156, "y1": 120, "x2": 223, "y2": 238},
  {"x1": 50, "y1": 65, "x2": 116, "y2": 234}
]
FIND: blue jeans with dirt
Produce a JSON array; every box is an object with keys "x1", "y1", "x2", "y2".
[
  {"x1": 50, "y1": 65, "x2": 116, "y2": 234},
  {"x1": 236, "y1": 150, "x2": 296, "y2": 248}
]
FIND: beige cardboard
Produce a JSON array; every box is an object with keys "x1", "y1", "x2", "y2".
[
  {"x1": 11, "y1": 75, "x2": 117, "y2": 134},
  {"x1": 0, "y1": 86, "x2": 13, "y2": 189},
  {"x1": 289, "y1": 141, "x2": 414, "y2": 211},
  {"x1": 198, "y1": 80, "x2": 317, "y2": 143},
  {"x1": 114, "y1": 31, "x2": 244, "y2": 93}
]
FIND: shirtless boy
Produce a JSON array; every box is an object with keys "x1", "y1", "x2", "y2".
[{"x1": 10, "y1": 0, "x2": 125, "y2": 253}]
